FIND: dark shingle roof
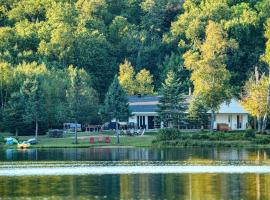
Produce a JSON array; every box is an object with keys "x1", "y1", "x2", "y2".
[
  {"x1": 129, "y1": 105, "x2": 159, "y2": 113},
  {"x1": 128, "y1": 96, "x2": 160, "y2": 113},
  {"x1": 128, "y1": 96, "x2": 160, "y2": 103}
]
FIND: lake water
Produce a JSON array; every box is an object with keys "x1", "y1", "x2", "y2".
[{"x1": 1, "y1": 147, "x2": 270, "y2": 199}]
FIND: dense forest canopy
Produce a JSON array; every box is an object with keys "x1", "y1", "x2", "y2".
[{"x1": 0, "y1": 0, "x2": 270, "y2": 134}]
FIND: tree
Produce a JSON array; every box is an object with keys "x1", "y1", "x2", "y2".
[
  {"x1": 261, "y1": 18, "x2": 270, "y2": 131},
  {"x1": 184, "y1": 21, "x2": 237, "y2": 132},
  {"x1": 0, "y1": 62, "x2": 13, "y2": 110},
  {"x1": 118, "y1": 59, "x2": 136, "y2": 95},
  {"x1": 21, "y1": 76, "x2": 46, "y2": 140},
  {"x1": 66, "y1": 66, "x2": 83, "y2": 144},
  {"x1": 241, "y1": 72, "x2": 269, "y2": 132},
  {"x1": 135, "y1": 68, "x2": 155, "y2": 95},
  {"x1": 3, "y1": 92, "x2": 25, "y2": 136},
  {"x1": 158, "y1": 70, "x2": 186, "y2": 128},
  {"x1": 100, "y1": 75, "x2": 130, "y2": 144}
]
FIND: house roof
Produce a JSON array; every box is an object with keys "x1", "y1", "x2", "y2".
[
  {"x1": 128, "y1": 96, "x2": 248, "y2": 114},
  {"x1": 215, "y1": 99, "x2": 248, "y2": 114},
  {"x1": 128, "y1": 96, "x2": 160, "y2": 113}
]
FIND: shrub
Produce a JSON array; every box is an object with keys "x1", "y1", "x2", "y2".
[
  {"x1": 0, "y1": 135, "x2": 4, "y2": 144},
  {"x1": 244, "y1": 129, "x2": 256, "y2": 138},
  {"x1": 156, "y1": 128, "x2": 182, "y2": 141},
  {"x1": 253, "y1": 136, "x2": 270, "y2": 144}
]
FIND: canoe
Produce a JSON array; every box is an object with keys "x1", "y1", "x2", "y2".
[{"x1": 17, "y1": 143, "x2": 30, "y2": 149}]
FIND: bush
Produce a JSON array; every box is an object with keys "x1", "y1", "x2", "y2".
[
  {"x1": 253, "y1": 136, "x2": 270, "y2": 144},
  {"x1": 0, "y1": 135, "x2": 4, "y2": 144},
  {"x1": 48, "y1": 129, "x2": 64, "y2": 138},
  {"x1": 244, "y1": 129, "x2": 256, "y2": 138},
  {"x1": 156, "y1": 128, "x2": 182, "y2": 141}
]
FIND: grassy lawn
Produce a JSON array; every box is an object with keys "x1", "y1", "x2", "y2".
[
  {"x1": 0, "y1": 131, "x2": 156, "y2": 148},
  {"x1": 2, "y1": 129, "x2": 270, "y2": 149}
]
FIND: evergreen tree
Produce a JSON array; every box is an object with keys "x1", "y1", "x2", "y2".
[
  {"x1": 158, "y1": 70, "x2": 186, "y2": 128},
  {"x1": 100, "y1": 75, "x2": 130, "y2": 143},
  {"x1": 21, "y1": 76, "x2": 46, "y2": 140}
]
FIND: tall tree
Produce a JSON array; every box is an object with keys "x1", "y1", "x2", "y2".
[
  {"x1": 241, "y1": 72, "x2": 268, "y2": 132},
  {"x1": 21, "y1": 76, "x2": 46, "y2": 140},
  {"x1": 100, "y1": 75, "x2": 130, "y2": 144},
  {"x1": 118, "y1": 59, "x2": 136, "y2": 95},
  {"x1": 158, "y1": 70, "x2": 186, "y2": 128},
  {"x1": 262, "y1": 18, "x2": 270, "y2": 131},
  {"x1": 3, "y1": 92, "x2": 25, "y2": 137},
  {"x1": 184, "y1": 21, "x2": 237, "y2": 132},
  {"x1": 135, "y1": 68, "x2": 155, "y2": 95},
  {"x1": 66, "y1": 66, "x2": 82, "y2": 144}
]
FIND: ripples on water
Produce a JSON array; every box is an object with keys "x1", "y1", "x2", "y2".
[{"x1": 1, "y1": 147, "x2": 270, "y2": 199}]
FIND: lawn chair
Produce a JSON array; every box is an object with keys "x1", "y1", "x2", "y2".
[
  {"x1": 140, "y1": 129, "x2": 145, "y2": 136},
  {"x1": 90, "y1": 137, "x2": 95, "y2": 144},
  {"x1": 105, "y1": 136, "x2": 110, "y2": 143},
  {"x1": 98, "y1": 136, "x2": 103, "y2": 142}
]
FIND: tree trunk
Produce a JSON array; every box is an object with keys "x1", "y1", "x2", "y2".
[
  {"x1": 35, "y1": 119, "x2": 38, "y2": 140},
  {"x1": 257, "y1": 116, "x2": 262, "y2": 133},
  {"x1": 210, "y1": 110, "x2": 215, "y2": 133},
  {"x1": 262, "y1": 74, "x2": 270, "y2": 132},
  {"x1": 116, "y1": 119, "x2": 119, "y2": 144},
  {"x1": 75, "y1": 121, "x2": 78, "y2": 144},
  {"x1": 15, "y1": 128, "x2": 18, "y2": 137}
]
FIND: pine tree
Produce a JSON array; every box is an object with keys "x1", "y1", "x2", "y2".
[
  {"x1": 100, "y1": 75, "x2": 131, "y2": 143},
  {"x1": 158, "y1": 70, "x2": 186, "y2": 128}
]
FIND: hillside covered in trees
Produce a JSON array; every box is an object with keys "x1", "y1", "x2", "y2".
[{"x1": 1, "y1": 0, "x2": 270, "y2": 135}]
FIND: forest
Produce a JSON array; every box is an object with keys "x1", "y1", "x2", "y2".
[{"x1": 0, "y1": 0, "x2": 270, "y2": 135}]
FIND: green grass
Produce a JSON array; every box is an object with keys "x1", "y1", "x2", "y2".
[
  {"x1": 153, "y1": 129, "x2": 270, "y2": 148},
  {"x1": 0, "y1": 131, "x2": 155, "y2": 148}
]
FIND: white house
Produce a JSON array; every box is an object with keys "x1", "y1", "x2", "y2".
[
  {"x1": 212, "y1": 99, "x2": 248, "y2": 131},
  {"x1": 128, "y1": 96, "x2": 249, "y2": 131}
]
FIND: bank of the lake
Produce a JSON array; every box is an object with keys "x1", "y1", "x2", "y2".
[
  {"x1": 0, "y1": 131, "x2": 155, "y2": 148},
  {"x1": 2, "y1": 130, "x2": 270, "y2": 149},
  {"x1": 152, "y1": 129, "x2": 270, "y2": 148}
]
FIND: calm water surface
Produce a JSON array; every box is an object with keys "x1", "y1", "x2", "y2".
[{"x1": 1, "y1": 147, "x2": 270, "y2": 200}]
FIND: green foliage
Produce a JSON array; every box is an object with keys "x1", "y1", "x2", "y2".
[
  {"x1": 244, "y1": 129, "x2": 256, "y2": 138},
  {"x1": 158, "y1": 70, "x2": 186, "y2": 127},
  {"x1": 100, "y1": 75, "x2": 131, "y2": 122},
  {"x1": 118, "y1": 60, "x2": 155, "y2": 95},
  {"x1": 156, "y1": 128, "x2": 182, "y2": 141}
]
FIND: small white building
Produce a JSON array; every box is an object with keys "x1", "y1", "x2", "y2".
[
  {"x1": 212, "y1": 99, "x2": 248, "y2": 131},
  {"x1": 128, "y1": 96, "x2": 249, "y2": 131}
]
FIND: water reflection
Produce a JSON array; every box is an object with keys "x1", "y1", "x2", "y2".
[
  {"x1": 1, "y1": 147, "x2": 270, "y2": 162},
  {"x1": 1, "y1": 173, "x2": 270, "y2": 200}
]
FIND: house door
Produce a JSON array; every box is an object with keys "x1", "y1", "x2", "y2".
[
  {"x1": 148, "y1": 116, "x2": 154, "y2": 129},
  {"x1": 237, "y1": 115, "x2": 242, "y2": 129},
  {"x1": 137, "y1": 116, "x2": 146, "y2": 128}
]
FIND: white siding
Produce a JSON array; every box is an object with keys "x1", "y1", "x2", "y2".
[
  {"x1": 128, "y1": 112, "x2": 158, "y2": 130},
  {"x1": 214, "y1": 113, "x2": 248, "y2": 130}
]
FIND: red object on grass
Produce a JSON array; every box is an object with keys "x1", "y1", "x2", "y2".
[
  {"x1": 90, "y1": 137, "x2": 95, "y2": 144},
  {"x1": 98, "y1": 136, "x2": 103, "y2": 142},
  {"x1": 105, "y1": 136, "x2": 110, "y2": 143}
]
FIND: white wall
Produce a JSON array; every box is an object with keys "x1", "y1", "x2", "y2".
[
  {"x1": 129, "y1": 113, "x2": 158, "y2": 130},
  {"x1": 214, "y1": 114, "x2": 248, "y2": 130}
]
